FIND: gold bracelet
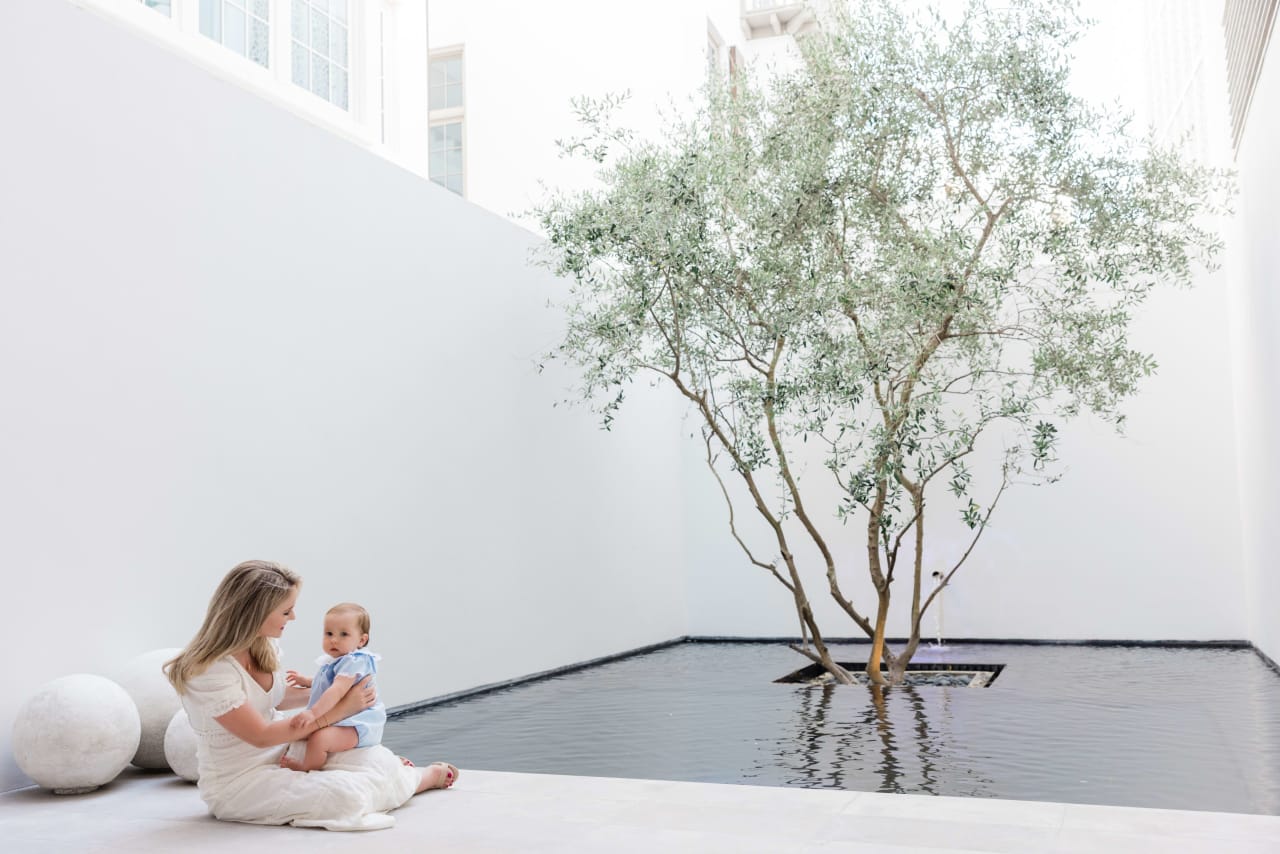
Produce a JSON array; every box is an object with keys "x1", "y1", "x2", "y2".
[{"x1": 316, "y1": 715, "x2": 327, "y2": 729}]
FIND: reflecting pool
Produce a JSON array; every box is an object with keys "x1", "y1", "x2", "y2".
[{"x1": 385, "y1": 642, "x2": 1280, "y2": 814}]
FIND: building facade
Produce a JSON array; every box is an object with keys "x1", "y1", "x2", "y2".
[
  {"x1": 80, "y1": 0, "x2": 435, "y2": 175},
  {"x1": 423, "y1": 0, "x2": 824, "y2": 219}
]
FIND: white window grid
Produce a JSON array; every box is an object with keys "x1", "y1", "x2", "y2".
[
  {"x1": 290, "y1": 0, "x2": 350, "y2": 110},
  {"x1": 76, "y1": 0, "x2": 418, "y2": 175},
  {"x1": 377, "y1": 9, "x2": 388, "y2": 145},
  {"x1": 429, "y1": 121, "x2": 464, "y2": 195},
  {"x1": 200, "y1": 0, "x2": 271, "y2": 68},
  {"x1": 706, "y1": 20, "x2": 724, "y2": 78},
  {"x1": 429, "y1": 53, "x2": 463, "y2": 111}
]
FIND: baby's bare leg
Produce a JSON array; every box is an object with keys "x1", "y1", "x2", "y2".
[
  {"x1": 282, "y1": 726, "x2": 360, "y2": 772},
  {"x1": 307, "y1": 725, "x2": 359, "y2": 770}
]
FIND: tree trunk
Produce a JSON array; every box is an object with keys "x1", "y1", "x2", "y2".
[
  {"x1": 888, "y1": 489, "x2": 926, "y2": 685},
  {"x1": 792, "y1": 594, "x2": 857, "y2": 685},
  {"x1": 818, "y1": 647, "x2": 855, "y2": 684},
  {"x1": 866, "y1": 591, "x2": 891, "y2": 686},
  {"x1": 894, "y1": 630, "x2": 925, "y2": 685},
  {"x1": 887, "y1": 654, "x2": 909, "y2": 685}
]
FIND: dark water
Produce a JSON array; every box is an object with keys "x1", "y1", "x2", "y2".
[{"x1": 384, "y1": 642, "x2": 1280, "y2": 815}]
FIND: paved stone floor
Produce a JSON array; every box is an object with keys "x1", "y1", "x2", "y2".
[{"x1": 2, "y1": 767, "x2": 1279, "y2": 852}]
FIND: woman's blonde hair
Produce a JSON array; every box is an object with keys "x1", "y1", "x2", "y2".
[{"x1": 166, "y1": 560, "x2": 300, "y2": 694}]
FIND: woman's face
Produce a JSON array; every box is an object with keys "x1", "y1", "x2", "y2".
[{"x1": 257, "y1": 587, "x2": 299, "y2": 639}]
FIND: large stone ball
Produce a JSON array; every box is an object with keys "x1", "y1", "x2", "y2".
[
  {"x1": 12, "y1": 674, "x2": 141, "y2": 794},
  {"x1": 112, "y1": 648, "x2": 182, "y2": 769},
  {"x1": 163, "y1": 708, "x2": 199, "y2": 783}
]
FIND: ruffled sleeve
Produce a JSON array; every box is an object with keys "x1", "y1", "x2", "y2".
[
  {"x1": 184, "y1": 658, "x2": 247, "y2": 720},
  {"x1": 333, "y1": 651, "x2": 377, "y2": 680}
]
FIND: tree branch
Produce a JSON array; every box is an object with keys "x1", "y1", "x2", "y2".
[
  {"x1": 703, "y1": 431, "x2": 794, "y2": 592},
  {"x1": 914, "y1": 467, "x2": 1011, "y2": 635}
]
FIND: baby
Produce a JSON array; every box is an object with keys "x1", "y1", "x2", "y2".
[{"x1": 281, "y1": 602, "x2": 386, "y2": 772}]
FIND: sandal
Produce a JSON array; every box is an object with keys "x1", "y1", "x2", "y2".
[{"x1": 426, "y1": 761, "x2": 458, "y2": 789}]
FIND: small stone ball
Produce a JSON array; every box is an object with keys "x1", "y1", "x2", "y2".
[
  {"x1": 113, "y1": 648, "x2": 182, "y2": 769},
  {"x1": 163, "y1": 708, "x2": 199, "y2": 783},
  {"x1": 12, "y1": 674, "x2": 141, "y2": 794}
]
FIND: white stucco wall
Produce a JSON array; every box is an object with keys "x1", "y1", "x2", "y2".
[
  {"x1": 1228, "y1": 38, "x2": 1280, "y2": 667},
  {"x1": 0, "y1": 0, "x2": 689, "y2": 793}
]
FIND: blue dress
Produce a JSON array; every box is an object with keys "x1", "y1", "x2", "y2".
[{"x1": 309, "y1": 650, "x2": 386, "y2": 749}]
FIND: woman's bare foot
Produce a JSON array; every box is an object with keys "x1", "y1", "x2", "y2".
[
  {"x1": 398, "y1": 755, "x2": 415, "y2": 767},
  {"x1": 415, "y1": 761, "x2": 458, "y2": 793}
]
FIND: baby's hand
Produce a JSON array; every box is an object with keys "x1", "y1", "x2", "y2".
[
  {"x1": 291, "y1": 710, "x2": 316, "y2": 730},
  {"x1": 286, "y1": 670, "x2": 312, "y2": 689}
]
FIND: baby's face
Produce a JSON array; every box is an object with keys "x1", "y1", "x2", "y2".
[{"x1": 322, "y1": 612, "x2": 367, "y2": 658}]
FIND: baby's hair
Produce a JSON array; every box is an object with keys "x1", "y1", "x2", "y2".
[{"x1": 327, "y1": 602, "x2": 371, "y2": 647}]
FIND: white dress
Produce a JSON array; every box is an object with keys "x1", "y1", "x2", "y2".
[{"x1": 181, "y1": 656, "x2": 418, "y2": 831}]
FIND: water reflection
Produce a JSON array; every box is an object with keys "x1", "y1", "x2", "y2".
[
  {"x1": 385, "y1": 642, "x2": 1280, "y2": 814},
  {"x1": 773, "y1": 681, "x2": 994, "y2": 797}
]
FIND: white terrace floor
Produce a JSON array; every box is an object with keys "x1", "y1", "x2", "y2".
[{"x1": 3, "y1": 767, "x2": 1279, "y2": 853}]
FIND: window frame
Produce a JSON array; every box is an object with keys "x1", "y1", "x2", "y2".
[
  {"x1": 428, "y1": 49, "x2": 465, "y2": 116},
  {"x1": 706, "y1": 20, "x2": 725, "y2": 78},
  {"x1": 288, "y1": 0, "x2": 354, "y2": 111},
  {"x1": 427, "y1": 45, "x2": 466, "y2": 196},
  {"x1": 198, "y1": 0, "x2": 272, "y2": 69},
  {"x1": 428, "y1": 118, "x2": 465, "y2": 196},
  {"x1": 72, "y1": 0, "x2": 373, "y2": 145}
]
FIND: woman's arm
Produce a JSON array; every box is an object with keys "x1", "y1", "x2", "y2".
[
  {"x1": 288, "y1": 674, "x2": 356, "y2": 729},
  {"x1": 215, "y1": 675, "x2": 376, "y2": 749}
]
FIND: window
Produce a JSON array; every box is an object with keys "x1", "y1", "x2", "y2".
[
  {"x1": 291, "y1": 0, "x2": 350, "y2": 109},
  {"x1": 1223, "y1": 0, "x2": 1280, "y2": 149},
  {"x1": 82, "y1": 0, "x2": 420, "y2": 160},
  {"x1": 429, "y1": 55, "x2": 463, "y2": 110},
  {"x1": 378, "y1": 11, "x2": 387, "y2": 143},
  {"x1": 200, "y1": 0, "x2": 271, "y2": 68},
  {"x1": 429, "y1": 122, "x2": 464, "y2": 194},
  {"x1": 428, "y1": 47, "x2": 464, "y2": 195},
  {"x1": 707, "y1": 22, "x2": 724, "y2": 77}
]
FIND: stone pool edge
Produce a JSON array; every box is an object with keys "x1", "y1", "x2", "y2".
[{"x1": 3, "y1": 766, "x2": 1279, "y2": 852}]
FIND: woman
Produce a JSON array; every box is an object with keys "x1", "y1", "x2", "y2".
[{"x1": 166, "y1": 560, "x2": 458, "y2": 831}]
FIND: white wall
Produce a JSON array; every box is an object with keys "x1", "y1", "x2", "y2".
[
  {"x1": 0, "y1": 0, "x2": 689, "y2": 793},
  {"x1": 1228, "y1": 39, "x2": 1280, "y2": 666}
]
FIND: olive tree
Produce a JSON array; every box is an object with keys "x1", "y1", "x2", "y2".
[{"x1": 534, "y1": 0, "x2": 1230, "y2": 685}]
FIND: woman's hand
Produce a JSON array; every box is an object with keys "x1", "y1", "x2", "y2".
[
  {"x1": 290, "y1": 709, "x2": 316, "y2": 730},
  {"x1": 216, "y1": 676, "x2": 373, "y2": 749},
  {"x1": 331, "y1": 675, "x2": 376, "y2": 721}
]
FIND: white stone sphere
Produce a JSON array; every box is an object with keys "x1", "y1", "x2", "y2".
[
  {"x1": 163, "y1": 708, "x2": 199, "y2": 783},
  {"x1": 112, "y1": 648, "x2": 182, "y2": 769},
  {"x1": 12, "y1": 674, "x2": 141, "y2": 794}
]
